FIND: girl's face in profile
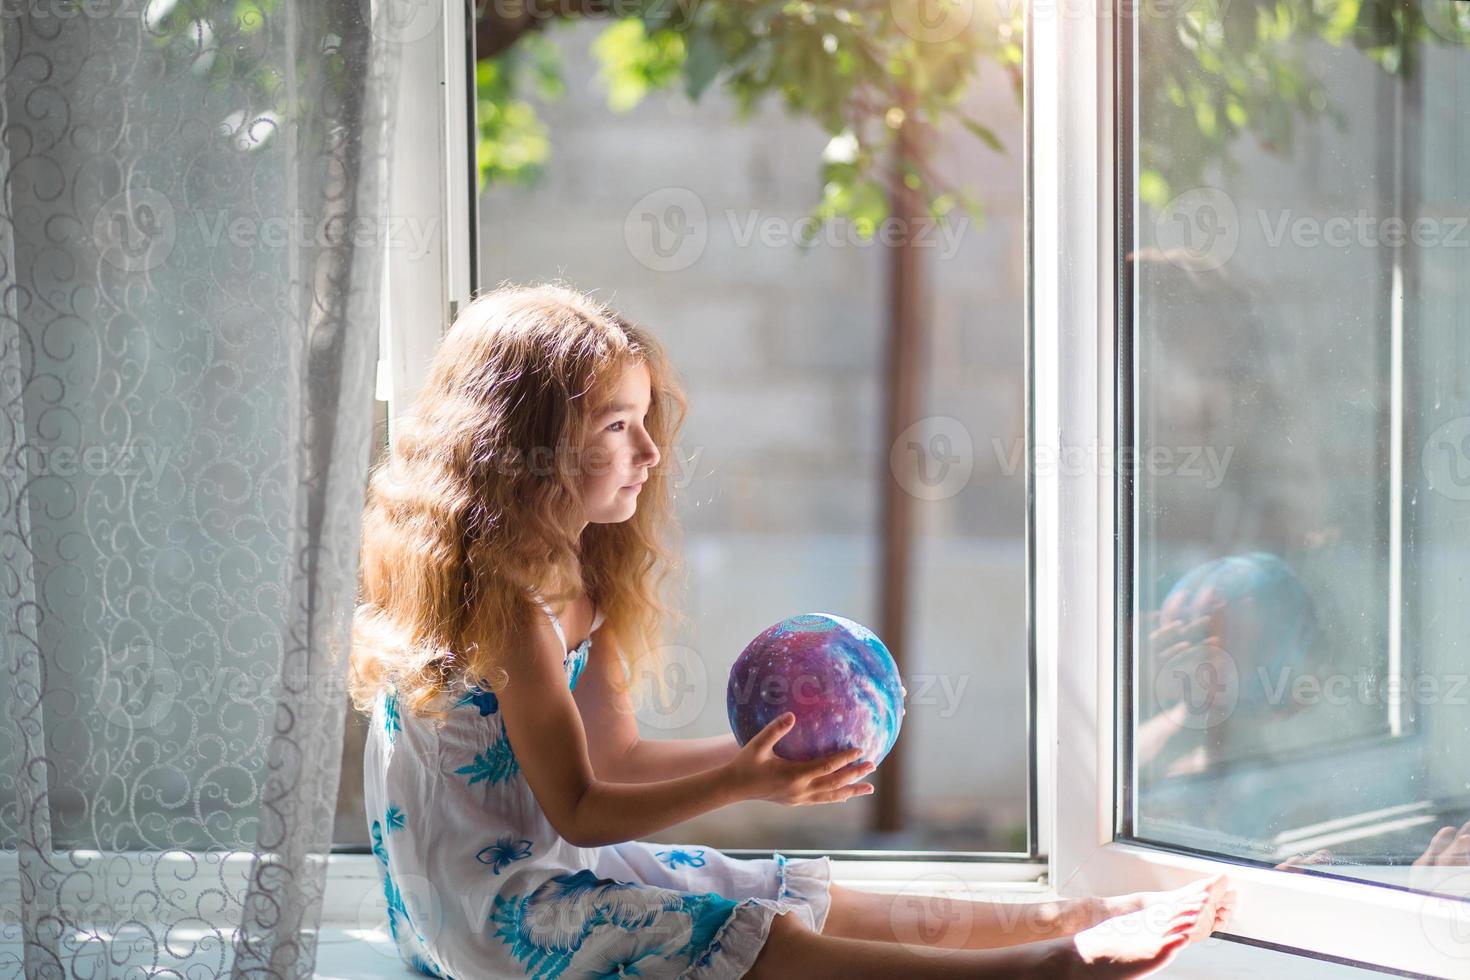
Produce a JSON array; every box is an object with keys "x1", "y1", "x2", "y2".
[{"x1": 580, "y1": 360, "x2": 660, "y2": 525}]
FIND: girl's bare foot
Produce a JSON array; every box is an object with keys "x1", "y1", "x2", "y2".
[
  {"x1": 1050, "y1": 874, "x2": 1235, "y2": 977},
  {"x1": 1093, "y1": 873, "x2": 1235, "y2": 943}
]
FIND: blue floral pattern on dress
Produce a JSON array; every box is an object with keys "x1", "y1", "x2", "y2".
[
  {"x1": 409, "y1": 952, "x2": 451, "y2": 978},
  {"x1": 489, "y1": 869, "x2": 704, "y2": 979},
  {"x1": 477, "y1": 834, "x2": 534, "y2": 874},
  {"x1": 575, "y1": 921, "x2": 668, "y2": 978},
  {"x1": 370, "y1": 818, "x2": 389, "y2": 865},
  {"x1": 455, "y1": 686, "x2": 499, "y2": 716},
  {"x1": 370, "y1": 818, "x2": 405, "y2": 943},
  {"x1": 454, "y1": 727, "x2": 521, "y2": 786},
  {"x1": 675, "y1": 891, "x2": 741, "y2": 972},
  {"x1": 383, "y1": 687, "x2": 402, "y2": 744},
  {"x1": 372, "y1": 807, "x2": 455, "y2": 979},
  {"x1": 654, "y1": 847, "x2": 707, "y2": 870},
  {"x1": 566, "y1": 639, "x2": 590, "y2": 691}
]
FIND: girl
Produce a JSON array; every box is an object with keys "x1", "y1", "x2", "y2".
[{"x1": 347, "y1": 281, "x2": 1236, "y2": 979}]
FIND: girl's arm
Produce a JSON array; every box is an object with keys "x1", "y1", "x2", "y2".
[
  {"x1": 571, "y1": 623, "x2": 740, "y2": 783},
  {"x1": 498, "y1": 616, "x2": 747, "y2": 848},
  {"x1": 571, "y1": 767, "x2": 741, "y2": 847},
  {"x1": 499, "y1": 619, "x2": 868, "y2": 846},
  {"x1": 618, "y1": 733, "x2": 741, "y2": 782}
]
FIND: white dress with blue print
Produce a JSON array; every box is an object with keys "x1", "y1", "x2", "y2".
[{"x1": 363, "y1": 597, "x2": 833, "y2": 979}]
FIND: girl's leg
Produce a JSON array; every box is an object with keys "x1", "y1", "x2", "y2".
[
  {"x1": 745, "y1": 911, "x2": 1054, "y2": 980},
  {"x1": 822, "y1": 882, "x2": 1102, "y2": 949},
  {"x1": 745, "y1": 896, "x2": 1216, "y2": 980},
  {"x1": 821, "y1": 874, "x2": 1235, "y2": 951}
]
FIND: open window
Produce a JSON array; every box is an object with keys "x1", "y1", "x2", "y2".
[
  {"x1": 334, "y1": 0, "x2": 1470, "y2": 972},
  {"x1": 337, "y1": 0, "x2": 1045, "y2": 885},
  {"x1": 1039, "y1": 0, "x2": 1470, "y2": 972}
]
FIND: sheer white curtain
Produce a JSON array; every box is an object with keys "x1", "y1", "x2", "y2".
[{"x1": 0, "y1": 3, "x2": 405, "y2": 976}]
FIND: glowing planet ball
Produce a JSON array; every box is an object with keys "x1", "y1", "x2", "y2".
[
  {"x1": 726, "y1": 613, "x2": 906, "y2": 767},
  {"x1": 1160, "y1": 551, "x2": 1319, "y2": 708}
]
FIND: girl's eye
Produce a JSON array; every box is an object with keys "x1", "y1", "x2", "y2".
[{"x1": 606, "y1": 415, "x2": 648, "y2": 433}]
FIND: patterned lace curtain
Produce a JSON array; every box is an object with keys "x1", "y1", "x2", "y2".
[{"x1": 0, "y1": 3, "x2": 404, "y2": 976}]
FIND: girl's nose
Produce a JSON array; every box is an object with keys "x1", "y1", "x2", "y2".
[{"x1": 637, "y1": 431, "x2": 660, "y2": 468}]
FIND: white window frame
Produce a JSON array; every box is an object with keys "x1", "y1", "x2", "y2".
[
  {"x1": 1033, "y1": 0, "x2": 1467, "y2": 975},
  {"x1": 374, "y1": 0, "x2": 478, "y2": 424}
]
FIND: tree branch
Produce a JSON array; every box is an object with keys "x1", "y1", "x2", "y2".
[{"x1": 474, "y1": 0, "x2": 621, "y2": 61}]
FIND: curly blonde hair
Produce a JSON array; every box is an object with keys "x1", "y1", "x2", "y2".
[{"x1": 347, "y1": 280, "x2": 689, "y2": 721}]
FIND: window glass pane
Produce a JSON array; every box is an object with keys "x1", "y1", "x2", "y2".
[
  {"x1": 1127, "y1": 0, "x2": 1470, "y2": 896},
  {"x1": 338, "y1": 13, "x2": 1034, "y2": 855}
]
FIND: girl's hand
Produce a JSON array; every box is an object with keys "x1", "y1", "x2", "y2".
[{"x1": 724, "y1": 713, "x2": 876, "y2": 806}]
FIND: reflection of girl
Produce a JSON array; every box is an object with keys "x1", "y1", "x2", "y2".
[
  {"x1": 1278, "y1": 823, "x2": 1470, "y2": 888},
  {"x1": 1137, "y1": 552, "x2": 1320, "y2": 782},
  {"x1": 1141, "y1": 553, "x2": 1470, "y2": 886},
  {"x1": 1130, "y1": 246, "x2": 1389, "y2": 772}
]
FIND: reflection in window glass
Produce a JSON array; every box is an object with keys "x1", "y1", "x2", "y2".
[{"x1": 1128, "y1": 0, "x2": 1470, "y2": 896}]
